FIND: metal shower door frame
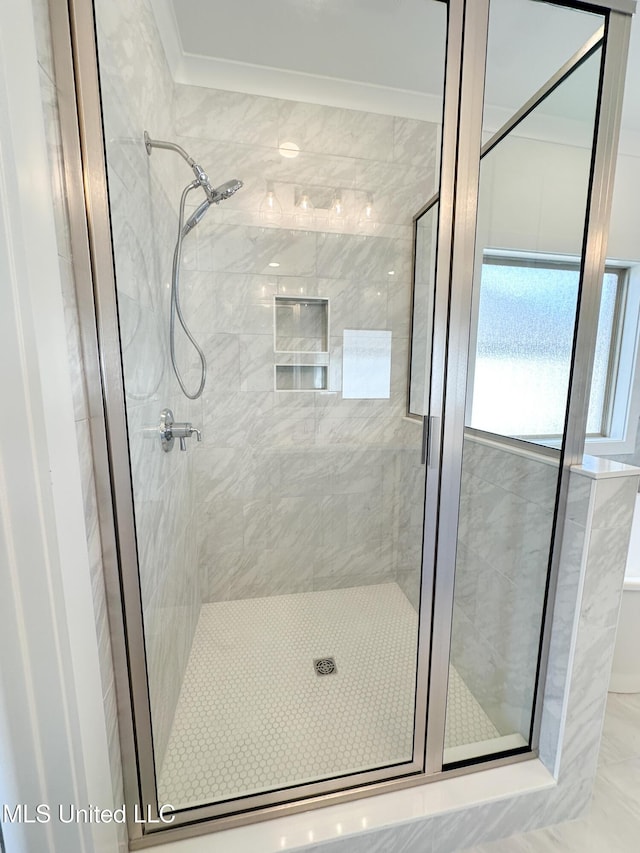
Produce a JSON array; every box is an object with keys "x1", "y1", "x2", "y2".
[
  {"x1": 422, "y1": 1, "x2": 634, "y2": 775},
  {"x1": 47, "y1": 0, "x2": 633, "y2": 846}
]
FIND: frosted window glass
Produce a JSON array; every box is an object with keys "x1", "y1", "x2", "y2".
[{"x1": 470, "y1": 263, "x2": 618, "y2": 437}]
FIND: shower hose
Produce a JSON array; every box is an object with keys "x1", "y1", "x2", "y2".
[{"x1": 170, "y1": 182, "x2": 207, "y2": 399}]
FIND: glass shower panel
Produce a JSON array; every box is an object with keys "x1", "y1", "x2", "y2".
[
  {"x1": 481, "y1": 0, "x2": 604, "y2": 139},
  {"x1": 92, "y1": 0, "x2": 448, "y2": 815},
  {"x1": 443, "y1": 39, "x2": 604, "y2": 765}
]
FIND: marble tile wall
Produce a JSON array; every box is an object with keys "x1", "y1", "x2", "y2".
[
  {"x1": 452, "y1": 437, "x2": 560, "y2": 736},
  {"x1": 171, "y1": 83, "x2": 440, "y2": 602},
  {"x1": 539, "y1": 469, "x2": 640, "y2": 779},
  {"x1": 94, "y1": 0, "x2": 202, "y2": 771},
  {"x1": 31, "y1": 0, "x2": 127, "y2": 849}
]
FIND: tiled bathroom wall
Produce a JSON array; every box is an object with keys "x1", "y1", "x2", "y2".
[
  {"x1": 94, "y1": 0, "x2": 202, "y2": 768},
  {"x1": 172, "y1": 83, "x2": 439, "y2": 602},
  {"x1": 453, "y1": 436, "x2": 559, "y2": 737}
]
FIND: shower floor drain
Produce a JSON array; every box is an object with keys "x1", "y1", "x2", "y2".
[{"x1": 314, "y1": 657, "x2": 337, "y2": 676}]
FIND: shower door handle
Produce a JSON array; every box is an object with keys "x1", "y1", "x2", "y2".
[
  {"x1": 421, "y1": 416, "x2": 440, "y2": 468},
  {"x1": 421, "y1": 416, "x2": 429, "y2": 465}
]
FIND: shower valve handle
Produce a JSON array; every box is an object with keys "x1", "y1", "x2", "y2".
[
  {"x1": 172, "y1": 422, "x2": 202, "y2": 451},
  {"x1": 159, "y1": 409, "x2": 202, "y2": 453}
]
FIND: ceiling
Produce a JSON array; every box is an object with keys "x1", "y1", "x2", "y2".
[{"x1": 150, "y1": 0, "x2": 640, "y2": 150}]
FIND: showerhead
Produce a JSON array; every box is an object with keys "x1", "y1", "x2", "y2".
[
  {"x1": 213, "y1": 179, "x2": 243, "y2": 202},
  {"x1": 192, "y1": 172, "x2": 243, "y2": 205},
  {"x1": 181, "y1": 178, "x2": 244, "y2": 236}
]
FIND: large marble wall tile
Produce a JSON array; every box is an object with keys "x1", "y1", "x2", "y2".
[
  {"x1": 564, "y1": 474, "x2": 592, "y2": 524},
  {"x1": 355, "y1": 160, "x2": 435, "y2": 226},
  {"x1": 202, "y1": 391, "x2": 273, "y2": 447},
  {"x1": 204, "y1": 223, "x2": 317, "y2": 276},
  {"x1": 247, "y1": 409, "x2": 316, "y2": 448},
  {"x1": 188, "y1": 272, "x2": 276, "y2": 337},
  {"x1": 239, "y1": 333, "x2": 278, "y2": 393},
  {"x1": 277, "y1": 451, "x2": 332, "y2": 497},
  {"x1": 272, "y1": 496, "x2": 325, "y2": 550},
  {"x1": 393, "y1": 117, "x2": 440, "y2": 170},
  {"x1": 541, "y1": 470, "x2": 639, "y2": 781},
  {"x1": 557, "y1": 623, "x2": 618, "y2": 785},
  {"x1": 452, "y1": 439, "x2": 560, "y2": 738},
  {"x1": 313, "y1": 540, "x2": 395, "y2": 591},
  {"x1": 199, "y1": 497, "x2": 245, "y2": 555},
  {"x1": 319, "y1": 279, "x2": 360, "y2": 335},
  {"x1": 388, "y1": 278, "x2": 413, "y2": 338},
  {"x1": 591, "y1": 475, "x2": 638, "y2": 529},
  {"x1": 223, "y1": 544, "x2": 315, "y2": 600},
  {"x1": 95, "y1": 0, "x2": 174, "y2": 137},
  {"x1": 316, "y1": 233, "x2": 411, "y2": 282},
  {"x1": 463, "y1": 441, "x2": 559, "y2": 508},
  {"x1": 429, "y1": 787, "x2": 555, "y2": 853},
  {"x1": 175, "y1": 85, "x2": 280, "y2": 147},
  {"x1": 580, "y1": 525, "x2": 633, "y2": 629},
  {"x1": 200, "y1": 333, "x2": 242, "y2": 393},
  {"x1": 277, "y1": 100, "x2": 395, "y2": 162}
]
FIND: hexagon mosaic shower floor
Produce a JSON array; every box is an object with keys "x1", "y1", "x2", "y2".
[{"x1": 157, "y1": 583, "x2": 500, "y2": 809}]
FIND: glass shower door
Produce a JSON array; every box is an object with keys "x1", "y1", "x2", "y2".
[{"x1": 89, "y1": 0, "x2": 449, "y2": 826}]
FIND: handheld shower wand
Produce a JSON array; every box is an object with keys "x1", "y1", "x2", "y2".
[{"x1": 144, "y1": 131, "x2": 244, "y2": 399}]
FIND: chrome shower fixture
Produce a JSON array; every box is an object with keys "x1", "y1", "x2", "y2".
[
  {"x1": 182, "y1": 179, "x2": 244, "y2": 236},
  {"x1": 143, "y1": 131, "x2": 244, "y2": 400},
  {"x1": 144, "y1": 130, "x2": 216, "y2": 202},
  {"x1": 145, "y1": 131, "x2": 243, "y2": 233}
]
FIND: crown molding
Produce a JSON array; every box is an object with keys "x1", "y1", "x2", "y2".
[{"x1": 150, "y1": 0, "x2": 444, "y2": 121}]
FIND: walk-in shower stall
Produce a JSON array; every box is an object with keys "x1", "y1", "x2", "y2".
[{"x1": 51, "y1": 0, "x2": 633, "y2": 846}]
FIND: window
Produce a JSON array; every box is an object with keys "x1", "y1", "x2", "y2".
[{"x1": 468, "y1": 256, "x2": 640, "y2": 453}]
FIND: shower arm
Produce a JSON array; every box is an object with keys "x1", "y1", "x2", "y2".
[{"x1": 144, "y1": 131, "x2": 215, "y2": 201}]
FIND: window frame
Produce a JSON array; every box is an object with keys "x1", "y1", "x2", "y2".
[{"x1": 467, "y1": 252, "x2": 640, "y2": 455}]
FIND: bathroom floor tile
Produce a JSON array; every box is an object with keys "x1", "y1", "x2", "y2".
[
  {"x1": 598, "y1": 691, "x2": 640, "y2": 766},
  {"x1": 462, "y1": 702, "x2": 640, "y2": 853}
]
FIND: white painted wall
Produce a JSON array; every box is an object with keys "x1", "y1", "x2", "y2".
[
  {"x1": 480, "y1": 133, "x2": 640, "y2": 263},
  {"x1": 0, "y1": 1, "x2": 116, "y2": 851}
]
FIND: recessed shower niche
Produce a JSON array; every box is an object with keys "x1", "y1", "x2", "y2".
[
  {"x1": 59, "y1": 0, "x2": 633, "y2": 845},
  {"x1": 274, "y1": 296, "x2": 329, "y2": 391}
]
